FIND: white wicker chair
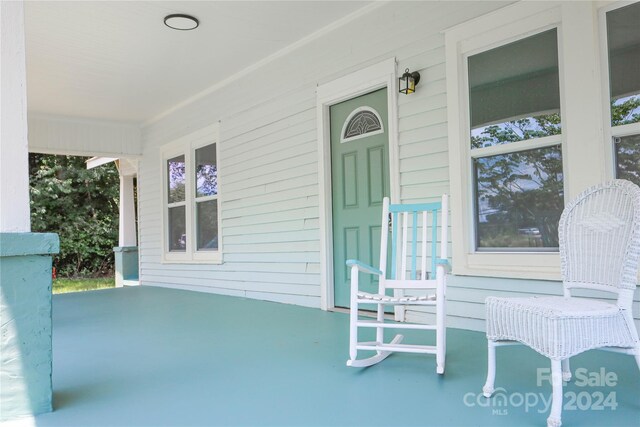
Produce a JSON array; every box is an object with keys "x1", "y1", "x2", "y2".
[{"x1": 483, "y1": 179, "x2": 640, "y2": 427}]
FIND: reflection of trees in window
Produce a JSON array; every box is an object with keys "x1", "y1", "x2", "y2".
[
  {"x1": 168, "y1": 156, "x2": 186, "y2": 203},
  {"x1": 169, "y1": 205, "x2": 186, "y2": 251},
  {"x1": 195, "y1": 143, "x2": 217, "y2": 197},
  {"x1": 197, "y1": 200, "x2": 218, "y2": 250},
  {"x1": 611, "y1": 96, "x2": 640, "y2": 127},
  {"x1": 471, "y1": 114, "x2": 561, "y2": 149},
  {"x1": 611, "y1": 97, "x2": 640, "y2": 187},
  {"x1": 615, "y1": 133, "x2": 640, "y2": 187},
  {"x1": 196, "y1": 165, "x2": 217, "y2": 197},
  {"x1": 473, "y1": 116, "x2": 563, "y2": 250}
]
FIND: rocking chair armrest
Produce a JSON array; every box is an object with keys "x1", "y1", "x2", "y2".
[
  {"x1": 436, "y1": 258, "x2": 451, "y2": 272},
  {"x1": 345, "y1": 259, "x2": 383, "y2": 277}
]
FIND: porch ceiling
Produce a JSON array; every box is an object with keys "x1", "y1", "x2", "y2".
[{"x1": 24, "y1": 1, "x2": 371, "y2": 123}]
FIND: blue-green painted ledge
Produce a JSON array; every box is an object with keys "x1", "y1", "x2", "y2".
[
  {"x1": 0, "y1": 232, "x2": 59, "y2": 422},
  {"x1": 0, "y1": 232, "x2": 59, "y2": 257},
  {"x1": 114, "y1": 246, "x2": 139, "y2": 286}
]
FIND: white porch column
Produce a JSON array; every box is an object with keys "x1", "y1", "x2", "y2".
[
  {"x1": 1, "y1": 1, "x2": 58, "y2": 421},
  {"x1": 114, "y1": 160, "x2": 138, "y2": 287},
  {"x1": 1, "y1": 0, "x2": 30, "y2": 233},
  {"x1": 119, "y1": 173, "x2": 137, "y2": 247}
]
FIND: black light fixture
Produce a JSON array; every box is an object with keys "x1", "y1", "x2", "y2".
[
  {"x1": 164, "y1": 14, "x2": 199, "y2": 31},
  {"x1": 399, "y1": 68, "x2": 421, "y2": 94}
]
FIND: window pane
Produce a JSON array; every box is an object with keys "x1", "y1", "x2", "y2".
[
  {"x1": 167, "y1": 155, "x2": 186, "y2": 203},
  {"x1": 168, "y1": 205, "x2": 186, "y2": 252},
  {"x1": 197, "y1": 200, "x2": 218, "y2": 251},
  {"x1": 468, "y1": 29, "x2": 561, "y2": 148},
  {"x1": 475, "y1": 146, "x2": 564, "y2": 250},
  {"x1": 195, "y1": 144, "x2": 217, "y2": 198},
  {"x1": 615, "y1": 134, "x2": 640, "y2": 187},
  {"x1": 607, "y1": 3, "x2": 640, "y2": 126}
]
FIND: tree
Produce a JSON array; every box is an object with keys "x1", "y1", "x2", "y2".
[{"x1": 29, "y1": 154, "x2": 119, "y2": 277}]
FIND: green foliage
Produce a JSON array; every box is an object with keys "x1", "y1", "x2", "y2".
[{"x1": 29, "y1": 154, "x2": 119, "y2": 277}]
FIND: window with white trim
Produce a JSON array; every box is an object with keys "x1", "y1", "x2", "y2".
[
  {"x1": 605, "y1": 2, "x2": 640, "y2": 187},
  {"x1": 445, "y1": 2, "x2": 617, "y2": 279},
  {"x1": 468, "y1": 28, "x2": 564, "y2": 251},
  {"x1": 162, "y1": 124, "x2": 222, "y2": 263}
]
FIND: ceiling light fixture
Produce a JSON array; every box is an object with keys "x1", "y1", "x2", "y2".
[{"x1": 164, "y1": 14, "x2": 199, "y2": 31}]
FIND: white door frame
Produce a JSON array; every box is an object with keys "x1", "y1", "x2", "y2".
[{"x1": 316, "y1": 57, "x2": 400, "y2": 311}]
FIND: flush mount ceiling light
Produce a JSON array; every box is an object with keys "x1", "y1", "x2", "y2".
[{"x1": 164, "y1": 14, "x2": 199, "y2": 31}]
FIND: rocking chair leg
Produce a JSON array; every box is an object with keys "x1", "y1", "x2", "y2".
[
  {"x1": 547, "y1": 359, "x2": 563, "y2": 427},
  {"x1": 483, "y1": 340, "x2": 496, "y2": 397},
  {"x1": 348, "y1": 303, "x2": 358, "y2": 362},
  {"x1": 436, "y1": 300, "x2": 445, "y2": 374},
  {"x1": 348, "y1": 266, "x2": 359, "y2": 364},
  {"x1": 376, "y1": 302, "x2": 384, "y2": 355}
]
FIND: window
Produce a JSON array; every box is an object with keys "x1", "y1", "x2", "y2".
[
  {"x1": 341, "y1": 107, "x2": 384, "y2": 143},
  {"x1": 162, "y1": 124, "x2": 221, "y2": 263},
  {"x1": 167, "y1": 155, "x2": 187, "y2": 251},
  {"x1": 446, "y1": 2, "x2": 640, "y2": 279},
  {"x1": 194, "y1": 144, "x2": 218, "y2": 251},
  {"x1": 606, "y1": 2, "x2": 640, "y2": 187},
  {"x1": 468, "y1": 29, "x2": 564, "y2": 251}
]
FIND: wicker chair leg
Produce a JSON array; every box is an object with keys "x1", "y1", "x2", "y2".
[
  {"x1": 547, "y1": 359, "x2": 563, "y2": 427},
  {"x1": 561, "y1": 358, "x2": 571, "y2": 382},
  {"x1": 482, "y1": 340, "x2": 496, "y2": 397}
]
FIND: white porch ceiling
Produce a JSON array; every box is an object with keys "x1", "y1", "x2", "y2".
[{"x1": 24, "y1": 1, "x2": 371, "y2": 123}]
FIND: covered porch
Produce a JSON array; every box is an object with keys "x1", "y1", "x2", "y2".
[
  {"x1": 5, "y1": 286, "x2": 640, "y2": 427},
  {"x1": 2, "y1": 1, "x2": 640, "y2": 425}
]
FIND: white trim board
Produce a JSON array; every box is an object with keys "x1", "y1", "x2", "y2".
[{"x1": 316, "y1": 57, "x2": 399, "y2": 311}]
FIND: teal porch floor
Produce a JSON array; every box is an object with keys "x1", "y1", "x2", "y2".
[{"x1": 9, "y1": 286, "x2": 640, "y2": 426}]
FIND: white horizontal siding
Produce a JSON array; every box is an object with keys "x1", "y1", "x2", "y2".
[{"x1": 133, "y1": 0, "x2": 640, "y2": 334}]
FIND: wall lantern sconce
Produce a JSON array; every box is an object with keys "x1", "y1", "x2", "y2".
[
  {"x1": 399, "y1": 68, "x2": 421, "y2": 94},
  {"x1": 164, "y1": 14, "x2": 199, "y2": 31}
]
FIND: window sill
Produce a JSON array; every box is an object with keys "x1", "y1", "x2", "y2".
[
  {"x1": 453, "y1": 251, "x2": 561, "y2": 281},
  {"x1": 161, "y1": 253, "x2": 223, "y2": 265}
]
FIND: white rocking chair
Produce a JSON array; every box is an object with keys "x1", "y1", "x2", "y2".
[
  {"x1": 483, "y1": 180, "x2": 640, "y2": 427},
  {"x1": 346, "y1": 195, "x2": 449, "y2": 374}
]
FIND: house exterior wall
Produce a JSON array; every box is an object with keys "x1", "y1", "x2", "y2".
[{"x1": 137, "y1": 1, "x2": 640, "y2": 332}]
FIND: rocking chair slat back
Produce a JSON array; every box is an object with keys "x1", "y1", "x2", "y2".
[{"x1": 388, "y1": 201, "x2": 443, "y2": 284}]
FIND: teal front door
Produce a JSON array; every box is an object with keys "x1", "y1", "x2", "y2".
[{"x1": 331, "y1": 88, "x2": 390, "y2": 309}]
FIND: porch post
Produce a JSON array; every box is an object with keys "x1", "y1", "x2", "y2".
[
  {"x1": 1, "y1": 0, "x2": 30, "y2": 233},
  {"x1": 114, "y1": 169, "x2": 138, "y2": 287},
  {"x1": 0, "y1": 0, "x2": 58, "y2": 421}
]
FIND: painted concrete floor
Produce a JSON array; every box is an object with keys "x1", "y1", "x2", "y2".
[{"x1": 6, "y1": 286, "x2": 640, "y2": 426}]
